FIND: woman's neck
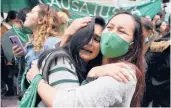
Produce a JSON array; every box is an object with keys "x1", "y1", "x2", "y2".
[
  {"x1": 102, "y1": 57, "x2": 109, "y2": 65},
  {"x1": 82, "y1": 58, "x2": 89, "y2": 63},
  {"x1": 102, "y1": 57, "x2": 121, "y2": 64}
]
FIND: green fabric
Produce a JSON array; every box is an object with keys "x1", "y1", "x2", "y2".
[
  {"x1": 16, "y1": 56, "x2": 26, "y2": 95},
  {"x1": 2, "y1": 0, "x2": 161, "y2": 22},
  {"x1": 41, "y1": 0, "x2": 161, "y2": 21},
  {"x1": 19, "y1": 74, "x2": 43, "y2": 107},
  {"x1": 144, "y1": 34, "x2": 153, "y2": 44},
  {"x1": 21, "y1": 66, "x2": 31, "y2": 91},
  {"x1": 100, "y1": 32, "x2": 131, "y2": 58},
  {"x1": 49, "y1": 67, "x2": 75, "y2": 75},
  {"x1": 12, "y1": 25, "x2": 31, "y2": 43},
  {"x1": 81, "y1": 80, "x2": 88, "y2": 85},
  {"x1": 1, "y1": 0, "x2": 29, "y2": 12},
  {"x1": 60, "y1": 23, "x2": 69, "y2": 32},
  {"x1": 165, "y1": 13, "x2": 170, "y2": 24}
]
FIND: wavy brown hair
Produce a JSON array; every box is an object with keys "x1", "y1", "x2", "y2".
[
  {"x1": 106, "y1": 11, "x2": 145, "y2": 107},
  {"x1": 33, "y1": 4, "x2": 62, "y2": 51}
]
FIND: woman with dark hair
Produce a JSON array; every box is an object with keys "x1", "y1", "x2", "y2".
[
  {"x1": 26, "y1": 11, "x2": 144, "y2": 107},
  {"x1": 2, "y1": 8, "x2": 31, "y2": 64},
  {"x1": 1, "y1": 8, "x2": 31, "y2": 96},
  {"x1": 1, "y1": 10, "x2": 18, "y2": 36},
  {"x1": 152, "y1": 11, "x2": 165, "y2": 26},
  {"x1": 141, "y1": 17, "x2": 159, "y2": 55},
  {"x1": 155, "y1": 20, "x2": 168, "y2": 38},
  {"x1": 22, "y1": 16, "x2": 106, "y2": 107},
  {"x1": 5, "y1": 11, "x2": 18, "y2": 23},
  {"x1": 142, "y1": 14, "x2": 170, "y2": 107}
]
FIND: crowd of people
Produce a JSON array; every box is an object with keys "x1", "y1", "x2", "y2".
[{"x1": 1, "y1": 3, "x2": 170, "y2": 107}]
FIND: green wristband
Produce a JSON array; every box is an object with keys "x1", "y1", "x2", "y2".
[{"x1": 31, "y1": 74, "x2": 43, "y2": 84}]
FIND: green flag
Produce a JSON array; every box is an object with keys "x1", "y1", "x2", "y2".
[{"x1": 2, "y1": 0, "x2": 161, "y2": 21}]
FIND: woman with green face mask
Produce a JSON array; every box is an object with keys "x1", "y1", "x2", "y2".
[
  {"x1": 26, "y1": 11, "x2": 145, "y2": 107},
  {"x1": 141, "y1": 17, "x2": 160, "y2": 55}
]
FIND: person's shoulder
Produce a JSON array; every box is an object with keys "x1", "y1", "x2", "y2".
[
  {"x1": 44, "y1": 37, "x2": 61, "y2": 49},
  {"x1": 93, "y1": 76, "x2": 137, "y2": 94},
  {"x1": 50, "y1": 55, "x2": 74, "y2": 68},
  {"x1": 46, "y1": 36, "x2": 61, "y2": 43},
  {"x1": 117, "y1": 62, "x2": 137, "y2": 81},
  {"x1": 42, "y1": 49, "x2": 73, "y2": 69},
  {"x1": 2, "y1": 29, "x2": 15, "y2": 39},
  {"x1": 4, "y1": 28, "x2": 14, "y2": 35},
  {"x1": 161, "y1": 32, "x2": 170, "y2": 41},
  {"x1": 150, "y1": 40, "x2": 170, "y2": 53},
  {"x1": 93, "y1": 62, "x2": 138, "y2": 87},
  {"x1": 1, "y1": 24, "x2": 8, "y2": 31},
  {"x1": 48, "y1": 55, "x2": 76, "y2": 75}
]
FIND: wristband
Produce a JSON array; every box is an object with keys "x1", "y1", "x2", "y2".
[{"x1": 31, "y1": 74, "x2": 43, "y2": 83}]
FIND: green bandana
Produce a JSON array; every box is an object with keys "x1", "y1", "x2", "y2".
[
  {"x1": 12, "y1": 25, "x2": 32, "y2": 43},
  {"x1": 144, "y1": 34, "x2": 153, "y2": 44}
]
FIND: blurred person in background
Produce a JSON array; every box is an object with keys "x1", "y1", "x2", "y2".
[
  {"x1": 1, "y1": 8, "x2": 31, "y2": 96},
  {"x1": 2, "y1": 8, "x2": 31, "y2": 66},
  {"x1": 1, "y1": 10, "x2": 18, "y2": 37},
  {"x1": 142, "y1": 14, "x2": 170, "y2": 107},
  {"x1": 145, "y1": 15, "x2": 152, "y2": 21},
  {"x1": 155, "y1": 20, "x2": 168, "y2": 38},
  {"x1": 58, "y1": 8, "x2": 70, "y2": 34},
  {"x1": 152, "y1": 11, "x2": 165, "y2": 26},
  {"x1": 141, "y1": 17, "x2": 160, "y2": 55}
]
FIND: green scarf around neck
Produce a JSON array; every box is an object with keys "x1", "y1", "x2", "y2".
[{"x1": 12, "y1": 24, "x2": 32, "y2": 43}]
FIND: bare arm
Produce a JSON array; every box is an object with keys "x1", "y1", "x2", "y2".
[
  {"x1": 87, "y1": 63, "x2": 133, "y2": 83},
  {"x1": 37, "y1": 75, "x2": 136, "y2": 107},
  {"x1": 27, "y1": 63, "x2": 136, "y2": 107},
  {"x1": 27, "y1": 57, "x2": 79, "y2": 106},
  {"x1": 37, "y1": 79, "x2": 56, "y2": 107},
  {"x1": 59, "y1": 30, "x2": 72, "y2": 47}
]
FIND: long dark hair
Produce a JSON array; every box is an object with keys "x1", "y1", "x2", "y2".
[
  {"x1": 38, "y1": 16, "x2": 105, "y2": 83},
  {"x1": 141, "y1": 17, "x2": 153, "y2": 31},
  {"x1": 106, "y1": 11, "x2": 145, "y2": 107},
  {"x1": 5, "y1": 10, "x2": 18, "y2": 23}
]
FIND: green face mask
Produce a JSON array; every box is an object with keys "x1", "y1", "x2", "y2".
[
  {"x1": 144, "y1": 34, "x2": 153, "y2": 44},
  {"x1": 100, "y1": 32, "x2": 133, "y2": 58},
  {"x1": 144, "y1": 37, "x2": 149, "y2": 44}
]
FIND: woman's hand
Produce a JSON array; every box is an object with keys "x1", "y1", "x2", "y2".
[
  {"x1": 12, "y1": 45, "x2": 25, "y2": 57},
  {"x1": 26, "y1": 60, "x2": 40, "y2": 82},
  {"x1": 88, "y1": 62, "x2": 132, "y2": 83},
  {"x1": 65, "y1": 17, "x2": 92, "y2": 36},
  {"x1": 60, "y1": 17, "x2": 92, "y2": 46}
]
